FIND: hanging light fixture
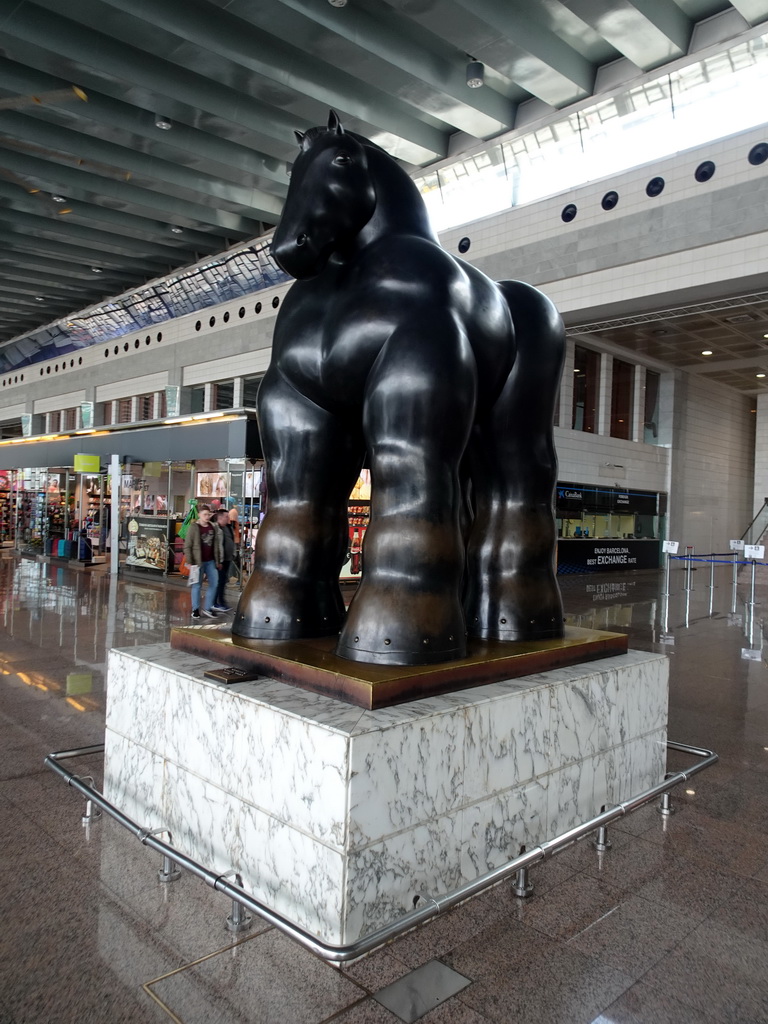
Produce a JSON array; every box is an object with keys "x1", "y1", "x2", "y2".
[{"x1": 466, "y1": 60, "x2": 485, "y2": 89}]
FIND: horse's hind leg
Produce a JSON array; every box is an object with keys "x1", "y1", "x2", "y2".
[
  {"x1": 464, "y1": 281, "x2": 565, "y2": 642},
  {"x1": 233, "y1": 368, "x2": 363, "y2": 640}
]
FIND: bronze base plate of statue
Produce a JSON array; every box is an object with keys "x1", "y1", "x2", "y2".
[{"x1": 171, "y1": 625, "x2": 628, "y2": 710}]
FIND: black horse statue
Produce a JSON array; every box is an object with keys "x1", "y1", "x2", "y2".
[{"x1": 233, "y1": 111, "x2": 565, "y2": 667}]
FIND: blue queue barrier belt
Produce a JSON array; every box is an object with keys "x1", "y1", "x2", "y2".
[{"x1": 668, "y1": 554, "x2": 766, "y2": 566}]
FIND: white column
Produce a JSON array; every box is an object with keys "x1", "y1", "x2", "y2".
[
  {"x1": 109, "y1": 453, "x2": 120, "y2": 576},
  {"x1": 559, "y1": 339, "x2": 575, "y2": 428},
  {"x1": 633, "y1": 365, "x2": 646, "y2": 442},
  {"x1": 597, "y1": 354, "x2": 612, "y2": 436}
]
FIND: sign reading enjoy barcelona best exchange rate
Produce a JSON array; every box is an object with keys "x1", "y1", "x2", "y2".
[{"x1": 557, "y1": 538, "x2": 660, "y2": 575}]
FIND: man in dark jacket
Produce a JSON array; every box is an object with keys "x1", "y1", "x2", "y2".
[{"x1": 213, "y1": 507, "x2": 236, "y2": 612}]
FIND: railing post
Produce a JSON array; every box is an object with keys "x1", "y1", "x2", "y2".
[
  {"x1": 684, "y1": 545, "x2": 694, "y2": 592},
  {"x1": 732, "y1": 551, "x2": 739, "y2": 615},
  {"x1": 222, "y1": 871, "x2": 254, "y2": 933},
  {"x1": 592, "y1": 807, "x2": 612, "y2": 851},
  {"x1": 511, "y1": 845, "x2": 534, "y2": 898}
]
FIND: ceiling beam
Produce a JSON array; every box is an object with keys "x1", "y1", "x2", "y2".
[
  {"x1": 0, "y1": 249, "x2": 141, "y2": 285},
  {"x1": 0, "y1": 228, "x2": 177, "y2": 276},
  {"x1": 5, "y1": 0, "x2": 444, "y2": 163},
  {"x1": 0, "y1": 57, "x2": 291, "y2": 192},
  {"x1": 722, "y1": 0, "x2": 768, "y2": 27},
  {"x1": 0, "y1": 110, "x2": 284, "y2": 220},
  {"x1": 0, "y1": 144, "x2": 263, "y2": 236},
  {"x1": 563, "y1": 0, "x2": 691, "y2": 70},
  {"x1": 240, "y1": 0, "x2": 515, "y2": 138},
  {"x1": 96, "y1": 0, "x2": 448, "y2": 159},
  {"x1": 0, "y1": 202, "x2": 210, "y2": 264},
  {"x1": 435, "y1": 0, "x2": 596, "y2": 107},
  {"x1": 0, "y1": 179, "x2": 229, "y2": 253}
]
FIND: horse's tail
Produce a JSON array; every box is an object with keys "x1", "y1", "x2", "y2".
[{"x1": 463, "y1": 280, "x2": 565, "y2": 641}]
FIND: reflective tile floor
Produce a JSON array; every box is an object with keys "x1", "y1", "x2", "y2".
[{"x1": 2, "y1": 554, "x2": 768, "y2": 1023}]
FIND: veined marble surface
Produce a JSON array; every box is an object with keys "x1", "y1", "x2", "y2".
[{"x1": 105, "y1": 643, "x2": 669, "y2": 944}]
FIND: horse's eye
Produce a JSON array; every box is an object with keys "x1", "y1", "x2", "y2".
[{"x1": 334, "y1": 152, "x2": 351, "y2": 166}]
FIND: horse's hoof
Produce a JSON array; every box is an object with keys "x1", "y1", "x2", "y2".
[
  {"x1": 232, "y1": 590, "x2": 344, "y2": 640},
  {"x1": 467, "y1": 612, "x2": 565, "y2": 644},
  {"x1": 335, "y1": 636, "x2": 467, "y2": 666}
]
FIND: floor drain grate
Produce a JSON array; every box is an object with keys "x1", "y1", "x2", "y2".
[{"x1": 372, "y1": 959, "x2": 471, "y2": 1022}]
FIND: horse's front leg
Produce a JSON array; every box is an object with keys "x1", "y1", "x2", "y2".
[
  {"x1": 336, "y1": 317, "x2": 477, "y2": 665},
  {"x1": 233, "y1": 369, "x2": 363, "y2": 640}
]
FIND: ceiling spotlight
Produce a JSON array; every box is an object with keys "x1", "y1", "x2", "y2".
[
  {"x1": 35, "y1": 296, "x2": 45, "y2": 302},
  {"x1": 154, "y1": 115, "x2": 173, "y2": 130},
  {"x1": 757, "y1": 373, "x2": 766, "y2": 378},
  {"x1": 90, "y1": 266, "x2": 103, "y2": 273},
  {"x1": 701, "y1": 350, "x2": 713, "y2": 356},
  {"x1": 466, "y1": 60, "x2": 485, "y2": 89},
  {"x1": 170, "y1": 226, "x2": 183, "y2": 234},
  {"x1": 51, "y1": 194, "x2": 66, "y2": 203},
  {"x1": 327, "y1": 0, "x2": 347, "y2": 6}
]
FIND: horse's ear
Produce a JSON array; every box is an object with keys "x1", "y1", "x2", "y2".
[
  {"x1": 294, "y1": 129, "x2": 307, "y2": 149},
  {"x1": 327, "y1": 110, "x2": 344, "y2": 136}
]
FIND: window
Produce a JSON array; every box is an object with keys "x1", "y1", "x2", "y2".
[
  {"x1": 644, "y1": 371, "x2": 660, "y2": 444},
  {"x1": 156, "y1": 390, "x2": 167, "y2": 419},
  {"x1": 137, "y1": 394, "x2": 154, "y2": 421},
  {"x1": 117, "y1": 398, "x2": 132, "y2": 424},
  {"x1": 572, "y1": 346, "x2": 599, "y2": 433},
  {"x1": 242, "y1": 375, "x2": 262, "y2": 407},
  {"x1": 48, "y1": 410, "x2": 61, "y2": 432},
  {"x1": 610, "y1": 359, "x2": 634, "y2": 439},
  {"x1": 101, "y1": 401, "x2": 113, "y2": 426},
  {"x1": 64, "y1": 408, "x2": 78, "y2": 431},
  {"x1": 212, "y1": 380, "x2": 234, "y2": 410},
  {"x1": 0, "y1": 420, "x2": 22, "y2": 439},
  {"x1": 190, "y1": 386, "x2": 205, "y2": 414}
]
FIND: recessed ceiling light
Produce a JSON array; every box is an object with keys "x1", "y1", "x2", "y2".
[
  {"x1": 764, "y1": 333, "x2": 768, "y2": 340},
  {"x1": 35, "y1": 296, "x2": 45, "y2": 302},
  {"x1": 170, "y1": 226, "x2": 183, "y2": 234},
  {"x1": 51, "y1": 194, "x2": 66, "y2": 203},
  {"x1": 90, "y1": 266, "x2": 102, "y2": 273},
  {"x1": 757, "y1": 373, "x2": 766, "y2": 378},
  {"x1": 701, "y1": 350, "x2": 713, "y2": 356},
  {"x1": 327, "y1": 0, "x2": 347, "y2": 6},
  {"x1": 154, "y1": 115, "x2": 172, "y2": 130}
]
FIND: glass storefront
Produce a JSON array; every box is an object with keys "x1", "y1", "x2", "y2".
[{"x1": 556, "y1": 482, "x2": 665, "y2": 574}]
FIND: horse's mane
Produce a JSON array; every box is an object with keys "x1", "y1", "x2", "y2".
[{"x1": 303, "y1": 125, "x2": 388, "y2": 155}]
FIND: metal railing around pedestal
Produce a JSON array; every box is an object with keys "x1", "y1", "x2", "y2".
[{"x1": 45, "y1": 740, "x2": 717, "y2": 963}]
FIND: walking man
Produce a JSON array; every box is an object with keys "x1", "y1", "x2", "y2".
[
  {"x1": 184, "y1": 504, "x2": 223, "y2": 619},
  {"x1": 213, "y1": 507, "x2": 236, "y2": 612}
]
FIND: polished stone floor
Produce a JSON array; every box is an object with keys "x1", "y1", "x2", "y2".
[{"x1": 1, "y1": 553, "x2": 767, "y2": 1023}]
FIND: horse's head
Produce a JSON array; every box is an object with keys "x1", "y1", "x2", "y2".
[{"x1": 271, "y1": 111, "x2": 376, "y2": 279}]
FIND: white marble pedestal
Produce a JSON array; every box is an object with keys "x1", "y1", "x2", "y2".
[{"x1": 104, "y1": 642, "x2": 668, "y2": 946}]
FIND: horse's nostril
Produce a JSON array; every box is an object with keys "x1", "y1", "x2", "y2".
[{"x1": 296, "y1": 233, "x2": 307, "y2": 247}]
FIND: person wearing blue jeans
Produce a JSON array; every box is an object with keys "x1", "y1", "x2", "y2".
[{"x1": 183, "y1": 504, "x2": 224, "y2": 619}]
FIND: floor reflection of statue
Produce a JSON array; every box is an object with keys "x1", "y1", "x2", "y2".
[{"x1": 233, "y1": 111, "x2": 565, "y2": 667}]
